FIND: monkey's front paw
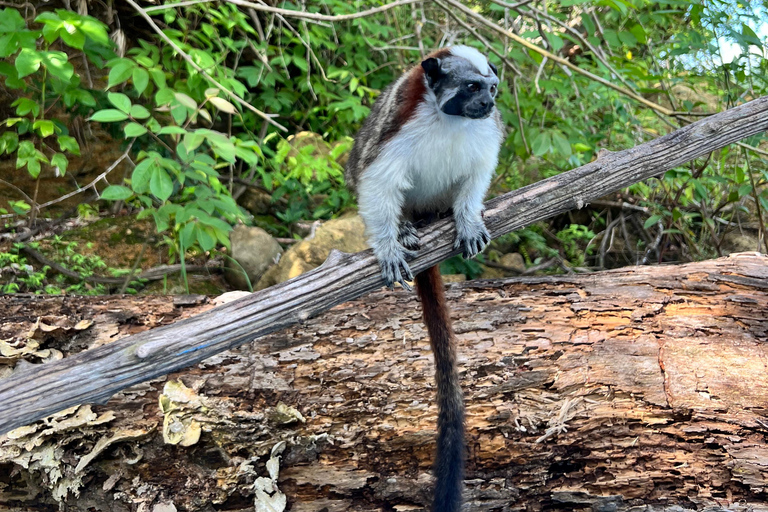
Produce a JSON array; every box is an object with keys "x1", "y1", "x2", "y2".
[
  {"x1": 398, "y1": 221, "x2": 421, "y2": 251},
  {"x1": 379, "y1": 253, "x2": 414, "y2": 291},
  {"x1": 454, "y1": 226, "x2": 491, "y2": 259}
]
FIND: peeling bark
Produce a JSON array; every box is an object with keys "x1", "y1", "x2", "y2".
[{"x1": 1, "y1": 253, "x2": 767, "y2": 511}]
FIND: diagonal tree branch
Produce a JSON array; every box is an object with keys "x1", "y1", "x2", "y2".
[{"x1": 0, "y1": 95, "x2": 767, "y2": 436}]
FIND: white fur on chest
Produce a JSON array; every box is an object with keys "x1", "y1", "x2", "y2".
[{"x1": 385, "y1": 105, "x2": 502, "y2": 210}]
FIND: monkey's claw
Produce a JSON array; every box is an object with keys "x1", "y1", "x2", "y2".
[
  {"x1": 380, "y1": 254, "x2": 414, "y2": 291},
  {"x1": 398, "y1": 221, "x2": 421, "y2": 251},
  {"x1": 455, "y1": 226, "x2": 491, "y2": 259}
]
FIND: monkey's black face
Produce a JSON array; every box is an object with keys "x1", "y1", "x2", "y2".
[
  {"x1": 422, "y1": 55, "x2": 499, "y2": 120},
  {"x1": 442, "y1": 80, "x2": 497, "y2": 119}
]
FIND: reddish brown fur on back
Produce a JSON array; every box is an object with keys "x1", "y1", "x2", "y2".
[{"x1": 397, "y1": 67, "x2": 427, "y2": 127}]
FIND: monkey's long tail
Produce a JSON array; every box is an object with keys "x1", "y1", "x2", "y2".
[{"x1": 415, "y1": 265, "x2": 465, "y2": 512}]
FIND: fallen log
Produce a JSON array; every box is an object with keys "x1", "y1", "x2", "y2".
[
  {"x1": 1, "y1": 96, "x2": 767, "y2": 435},
  {"x1": 1, "y1": 253, "x2": 767, "y2": 511}
]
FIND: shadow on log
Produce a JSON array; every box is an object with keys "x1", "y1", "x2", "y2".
[{"x1": 1, "y1": 253, "x2": 767, "y2": 511}]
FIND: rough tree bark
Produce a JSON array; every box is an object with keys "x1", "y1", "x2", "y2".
[{"x1": 1, "y1": 253, "x2": 766, "y2": 512}]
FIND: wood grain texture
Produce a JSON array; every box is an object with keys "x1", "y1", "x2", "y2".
[
  {"x1": 0, "y1": 95, "x2": 767, "y2": 435},
  {"x1": 1, "y1": 254, "x2": 766, "y2": 511}
]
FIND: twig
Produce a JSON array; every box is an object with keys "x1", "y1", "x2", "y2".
[
  {"x1": 0, "y1": 179, "x2": 36, "y2": 207},
  {"x1": 534, "y1": 56, "x2": 548, "y2": 94},
  {"x1": 36, "y1": 143, "x2": 134, "y2": 210},
  {"x1": 125, "y1": 0, "x2": 287, "y2": 132},
  {"x1": 512, "y1": 76, "x2": 529, "y2": 154}
]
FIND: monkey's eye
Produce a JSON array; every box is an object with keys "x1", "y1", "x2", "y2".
[
  {"x1": 466, "y1": 82, "x2": 480, "y2": 93},
  {"x1": 490, "y1": 84, "x2": 497, "y2": 95}
]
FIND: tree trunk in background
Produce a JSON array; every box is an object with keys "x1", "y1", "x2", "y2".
[{"x1": 1, "y1": 253, "x2": 767, "y2": 512}]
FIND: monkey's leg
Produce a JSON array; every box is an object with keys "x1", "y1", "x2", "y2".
[{"x1": 398, "y1": 221, "x2": 421, "y2": 251}]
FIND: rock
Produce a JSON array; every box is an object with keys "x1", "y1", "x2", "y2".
[
  {"x1": 225, "y1": 226, "x2": 283, "y2": 290},
  {"x1": 256, "y1": 216, "x2": 368, "y2": 290},
  {"x1": 721, "y1": 231, "x2": 761, "y2": 254},
  {"x1": 239, "y1": 187, "x2": 273, "y2": 216},
  {"x1": 499, "y1": 252, "x2": 526, "y2": 273}
]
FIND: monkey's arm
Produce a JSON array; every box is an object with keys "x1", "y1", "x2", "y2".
[
  {"x1": 357, "y1": 158, "x2": 415, "y2": 289},
  {"x1": 452, "y1": 167, "x2": 494, "y2": 258}
]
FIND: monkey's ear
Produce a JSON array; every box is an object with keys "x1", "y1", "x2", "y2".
[
  {"x1": 421, "y1": 57, "x2": 442, "y2": 86},
  {"x1": 489, "y1": 62, "x2": 498, "y2": 76}
]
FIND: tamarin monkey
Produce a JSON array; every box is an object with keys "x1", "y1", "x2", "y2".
[{"x1": 345, "y1": 46, "x2": 504, "y2": 512}]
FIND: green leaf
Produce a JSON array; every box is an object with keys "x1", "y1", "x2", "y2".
[
  {"x1": 13, "y1": 97, "x2": 39, "y2": 117},
  {"x1": 77, "y1": 17, "x2": 111, "y2": 46},
  {"x1": 643, "y1": 214, "x2": 663, "y2": 229},
  {"x1": 196, "y1": 225, "x2": 216, "y2": 251},
  {"x1": 15, "y1": 48, "x2": 42, "y2": 78},
  {"x1": 131, "y1": 158, "x2": 153, "y2": 194},
  {"x1": 180, "y1": 221, "x2": 195, "y2": 249},
  {"x1": 40, "y1": 51, "x2": 74, "y2": 82},
  {"x1": 63, "y1": 88, "x2": 96, "y2": 108},
  {"x1": 155, "y1": 87, "x2": 175, "y2": 106},
  {"x1": 0, "y1": 8, "x2": 26, "y2": 33},
  {"x1": 133, "y1": 67, "x2": 149, "y2": 95},
  {"x1": 157, "y1": 126, "x2": 187, "y2": 135},
  {"x1": 149, "y1": 68, "x2": 166, "y2": 88},
  {"x1": 124, "y1": 122, "x2": 148, "y2": 137},
  {"x1": 18, "y1": 140, "x2": 36, "y2": 159},
  {"x1": 738, "y1": 183, "x2": 753, "y2": 197},
  {"x1": 740, "y1": 24, "x2": 763, "y2": 47},
  {"x1": 101, "y1": 185, "x2": 134, "y2": 200},
  {"x1": 89, "y1": 109, "x2": 129, "y2": 122},
  {"x1": 551, "y1": 131, "x2": 571, "y2": 157},
  {"x1": 33, "y1": 119, "x2": 55, "y2": 137},
  {"x1": 51, "y1": 152, "x2": 68, "y2": 176},
  {"x1": 58, "y1": 135, "x2": 80, "y2": 155},
  {"x1": 108, "y1": 92, "x2": 131, "y2": 113},
  {"x1": 183, "y1": 131, "x2": 205, "y2": 152},
  {"x1": 0, "y1": 131, "x2": 19, "y2": 154},
  {"x1": 150, "y1": 168, "x2": 174, "y2": 201},
  {"x1": 130, "y1": 104, "x2": 151, "y2": 119},
  {"x1": 108, "y1": 58, "x2": 134, "y2": 88},
  {"x1": 531, "y1": 132, "x2": 551, "y2": 157},
  {"x1": 59, "y1": 23, "x2": 86, "y2": 49},
  {"x1": 174, "y1": 92, "x2": 197, "y2": 110}
]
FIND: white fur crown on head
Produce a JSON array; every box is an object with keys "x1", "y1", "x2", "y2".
[{"x1": 447, "y1": 45, "x2": 491, "y2": 75}]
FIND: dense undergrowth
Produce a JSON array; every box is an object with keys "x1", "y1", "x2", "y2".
[{"x1": 0, "y1": 0, "x2": 766, "y2": 293}]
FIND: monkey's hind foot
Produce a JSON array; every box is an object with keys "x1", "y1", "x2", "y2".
[
  {"x1": 455, "y1": 225, "x2": 491, "y2": 259},
  {"x1": 398, "y1": 221, "x2": 421, "y2": 251}
]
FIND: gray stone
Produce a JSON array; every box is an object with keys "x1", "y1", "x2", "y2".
[{"x1": 225, "y1": 225, "x2": 283, "y2": 290}]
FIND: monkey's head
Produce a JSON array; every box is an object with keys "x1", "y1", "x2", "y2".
[{"x1": 421, "y1": 46, "x2": 499, "y2": 120}]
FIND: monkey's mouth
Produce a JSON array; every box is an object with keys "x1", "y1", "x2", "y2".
[{"x1": 463, "y1": 105, "x2": 494, "y2": 119}]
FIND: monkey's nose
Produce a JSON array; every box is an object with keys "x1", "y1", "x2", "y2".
[{"x1": 480, "y1": 100, "x2": 489, "y2": 108}]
